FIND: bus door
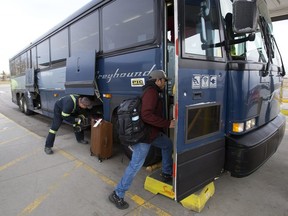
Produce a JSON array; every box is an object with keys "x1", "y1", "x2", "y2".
[
  {"x1": 173, "y1": 0, "x2": 226, "y2": 201},
  {"x1": 65, "y1": 50, "x2": 99, "y2": 96}
]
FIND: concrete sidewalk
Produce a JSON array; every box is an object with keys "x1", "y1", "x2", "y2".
[{"x1": 0, "y1": 112, "x2": 288, "y2": 216}]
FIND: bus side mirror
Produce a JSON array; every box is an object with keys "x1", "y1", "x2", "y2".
[{"x1": 232, "y1": 0, "x2": 258, "y2": 34}]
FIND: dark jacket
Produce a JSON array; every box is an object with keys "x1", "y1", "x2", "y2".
[
  {"x1": 141, "y1": 81, "x2": 170, "y2": 143},
  {"x1": 55, "y1": 94, "x2": 80, "y2": 124}
]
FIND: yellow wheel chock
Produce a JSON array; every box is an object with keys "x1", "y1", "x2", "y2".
[{"x1": 144, "y1": 169, "x2": 215, "y2": 212}]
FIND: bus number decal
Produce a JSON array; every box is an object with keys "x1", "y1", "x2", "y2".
[{"x1": 131, "y1": 78, "x2": 145, "y2": 87}]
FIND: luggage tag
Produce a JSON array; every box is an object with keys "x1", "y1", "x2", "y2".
[{"x1": 93, "y1": 118, "x2": 102, "y2": 127}]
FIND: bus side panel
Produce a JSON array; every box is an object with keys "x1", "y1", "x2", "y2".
[
  {"x1": 10, "y1": 75, "x2": 26, "y2": 104},
  {"x1": 38, "y1": 89, "x2": 66, "y2": 118},
  {"x1": 37, "y1": 68, "x2": 66, "y2": 117},
  {"x1": 96, "y1": 48, "x2": 163, "y2": 119}
]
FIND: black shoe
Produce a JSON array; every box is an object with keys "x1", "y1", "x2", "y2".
[
  {"x1": 77, "y1": 140, "x2": 88, "y2": 144},
  {"x1": 161, "y1": 172, "x2": 172, "y2": 182},
  {"x1": 109, "y1": 191, "x2": 129, "y2": 210},
  {"x1": 44, "y1": 147, "x2": 53, "y2": 155}
]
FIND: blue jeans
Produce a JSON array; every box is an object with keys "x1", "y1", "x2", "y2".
[{"x1": 115, "y1": 132, "x2": 173, "y2": 198}]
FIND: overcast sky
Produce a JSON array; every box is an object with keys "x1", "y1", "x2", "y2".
[
  {"x1": 0, "y1": 1, "x2": 287, "y2": 74},
  {"x1": 0, "y1": 0, "x2": 91, "y2": 74}
]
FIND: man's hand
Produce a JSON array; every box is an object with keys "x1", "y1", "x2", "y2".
[{"x1": 169, "y1": 119, "x2": 176, "y2": 128}]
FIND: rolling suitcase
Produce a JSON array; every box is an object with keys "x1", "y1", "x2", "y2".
[{"x1": 90, "y1": 118, "x2": 113, "y2": 162}]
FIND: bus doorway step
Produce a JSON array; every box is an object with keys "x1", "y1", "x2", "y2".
[{"x1": 144, "y1": 169, "x2": 174, "y2": 199}]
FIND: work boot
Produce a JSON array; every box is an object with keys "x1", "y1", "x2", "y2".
[
  {"x1": 44, "y1": 147, "x2": 53, "y2": 155},
  {"x1": 160, "y1": 172, "x2": 172, "y2": 182},
  {"x1": 77, "y1": 139, "x2": 89, "y2": 144},
  {"x1": 109, "y1": 191, "x2": 129, "y2": 210}
]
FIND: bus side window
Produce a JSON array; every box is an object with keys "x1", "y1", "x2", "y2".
[
  {"x1": 37, "y1": 40, "x2": 50, "y2": 70},
  {"x1": 50, "y1": 28, "x2": 68, "y2": 68}
]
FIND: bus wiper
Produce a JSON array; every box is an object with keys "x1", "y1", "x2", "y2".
[
  {"x1": 259, "y1": 16, "x2": 273, "y2": 77},
  {"x1": 201, "y1": 33, "x2": 255, "y2": 50}
]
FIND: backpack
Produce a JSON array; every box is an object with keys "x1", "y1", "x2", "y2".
[{"x1": 117, "y1": 96, "x2": 149, "y2": 146}]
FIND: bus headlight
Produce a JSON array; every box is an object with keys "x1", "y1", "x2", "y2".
[
  {"x1": 246, "y1": 118, "x2": 256, "y2": 130},
  {"x1": 232, "y1": 122, "x2": 244, "y2": 133},
  {"x1": 232, "y1": 118, "x2": 256, "y2": 133}
]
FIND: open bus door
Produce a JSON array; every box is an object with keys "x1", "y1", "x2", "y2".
[
  {"x1": 172, "y1": 0, "x2": 226, "y2": 203},
  {"x1": 145, "y1": 0, "x2": 226, "y2": 211}
]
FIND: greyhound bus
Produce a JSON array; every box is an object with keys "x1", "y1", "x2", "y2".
[{"x1": 9, "y1": 0, "x2": 286, "y2": 203}]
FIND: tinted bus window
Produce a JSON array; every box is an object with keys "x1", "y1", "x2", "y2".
[
  {"x1": 31, "y1": 47, "x2": 37, "y2": 69},
  {"x1": 10, "y1": 60, "x2": 16, "y2": 76},
  {"x1": 102, "y1": 0, "x2": 155, "y2": 52},
  {"x1": 186, "y1": 104, "x2": 220, "y2": 142},
  {"x1": 20, "y1": 52, "x2": 28, "y2": 73},
  {"x1": 70, "y1": 11, "x2": 99, "y2": 55},
  {"x1": 37, "y1": 39, "x2": 50, "y2": 69},
  {"x1": 183, "y1": 0, "x2": 222, "y2": 58},
  {"x1": 51, "y1": 28, "x2": 68, "y2": 66},
  {"x1": 15, "y1": 57, "x2": 21, "y2": 75}
]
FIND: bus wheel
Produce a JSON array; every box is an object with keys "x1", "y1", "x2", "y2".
[
  {"x1": 18, "y1": 96, "x2": 24, "y2": 113},
  {"x1": 111, "y1": 113, "x2": 120, "y2": 146},
  {"x1": 122, "y1": 145, "x2": 162, "y2": 167},
  {"x1": 21, "y1": 97, "x2": 33, "y2": 115}
]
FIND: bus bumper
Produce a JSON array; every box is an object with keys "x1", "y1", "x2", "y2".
[{"x1": 225, "y1": 114, "x2": 286, "y2": 177}]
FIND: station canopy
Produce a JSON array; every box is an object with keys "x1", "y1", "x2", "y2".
[{"x1": 268, "y1": 0, "x2": 288, "y2": 21}]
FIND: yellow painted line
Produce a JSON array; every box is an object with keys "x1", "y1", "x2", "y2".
[
  {"x1": 17, "y1": 160, "x2": 83, "y2": 216},
  {"x1": 0, "y1": 113, "x2": 41, "y2": 139},
  {"x1": 57, "y1": 149, "x2": 171, "y2": 216},
  {"x1": 128, "y1": 193, "x2": 171, "y2": 216},
  {"x1": 0, "y1": 148, "x2": 41, "y2": 172},
  {"x1": 0, "y1": 113, "x2": 171, "y2": 215},
  {"x1": 0, "y1": 134, "x2": 31, "y2": 146}
]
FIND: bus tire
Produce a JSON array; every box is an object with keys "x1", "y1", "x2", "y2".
[
  {"x1": 111, "y1": 113, "x2": 120, "y2": 146},
  {"x1": 122, "y1": 145, "x2": 162, "y2": 167},
  {"x1": 21, "y1": 96, "x2": 33, "y2": 115},
  {"x1": 18, "y1": 96, "x2": 24, "y2": 113}
]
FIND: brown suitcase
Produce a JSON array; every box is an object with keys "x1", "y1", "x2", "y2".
[{"x1": 90, "y1": 118, "x2": 113, "y2": 162}]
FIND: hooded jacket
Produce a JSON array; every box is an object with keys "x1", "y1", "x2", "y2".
[{"x1": 141, "y1": 80, "x2": 171, "y2": 143}]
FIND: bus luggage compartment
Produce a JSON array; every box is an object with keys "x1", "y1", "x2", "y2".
[{"x1": 225, "y1": 114, "x2": 286, "y2": 177}]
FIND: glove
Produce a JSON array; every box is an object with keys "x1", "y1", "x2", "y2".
[
  {"x1": 74, "y1": 125, "x2": 82, "y2": 132},
  {"x1": 75, "y1": 115, "x2": 86, "y2": 125},
  {"x1": 75, "y1": 118, "x2": 81, "y2": 124}
]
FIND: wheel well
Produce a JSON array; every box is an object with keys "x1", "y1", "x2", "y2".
[{"x1": 16, "y1": 93, "x2": 23, "y2": 105}]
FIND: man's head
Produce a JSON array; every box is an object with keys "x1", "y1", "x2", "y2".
[
  {"x1": 149, "y1": 70, "x2": 170, "y2": 90},
  {"x1": 79, "y1": 97, "x2": 93, "y2": 109}
]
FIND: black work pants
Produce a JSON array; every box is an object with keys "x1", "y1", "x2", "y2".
[{"x1": 45, "y1": 105, "x2": 84, "y2": 148}]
